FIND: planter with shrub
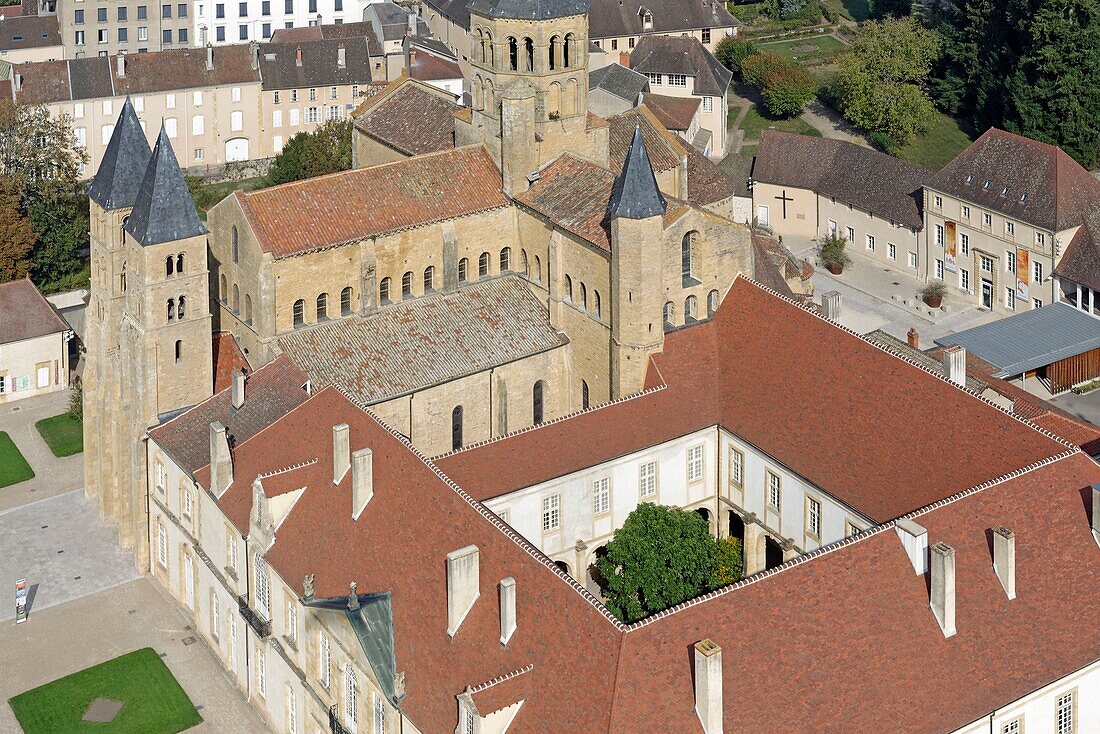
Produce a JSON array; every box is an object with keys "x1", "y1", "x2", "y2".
[
  {"x1": 922, "y1": 280, "x2": 947, "y2": 308},
  {"x1": 817, "y1": 233, "x2": 851, "y2": 275}
]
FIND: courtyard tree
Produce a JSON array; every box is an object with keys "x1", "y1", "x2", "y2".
[
  {"x1": 762, "y1": 65, "x2": 819, "y2": 117},
  {"x1": 265, "y1": 118, "x2": 354, "y2": 186},
  {"x1": 715, "y1": 36, "x2": 759, "y2": 77},
  {"x1": 741, "y1": 51, "x2": 794, "y2": 89},
  {"x1": 595, "y1": 503, "x2": 741, "y2": 623},
  {"x1": 0, "y1": 177, "x2": 35, "y2": 282}
]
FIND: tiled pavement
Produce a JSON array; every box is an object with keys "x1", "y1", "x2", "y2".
[{"x1": 0, "y1": 390, "x2": 84, "y2": 513}]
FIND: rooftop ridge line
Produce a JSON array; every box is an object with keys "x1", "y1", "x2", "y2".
[
  {"x1": 468, "y1": 664, "x2": 534, "y2": 694},
  {"x1": 256, "y1": 457, "x2": 319, "y2": 480},
  {"x1": 333, "y1": 384, "x2": 630, "y2": 631}
]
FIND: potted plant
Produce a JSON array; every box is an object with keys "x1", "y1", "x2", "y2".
[
  {"x1": 818, "y1": 233, "x2": 851, "y2": 275},
  {"x1": 922, "y1": 280, "x2": 948, "y2": 308}
]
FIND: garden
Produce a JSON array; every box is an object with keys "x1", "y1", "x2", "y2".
[{"x1": 0, "y1": 432, "x2": 34, "y2": 488}]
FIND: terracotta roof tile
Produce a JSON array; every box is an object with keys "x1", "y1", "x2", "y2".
[
  {"x1": 235, "y1": 146, "x2": 507, "y2": 258},
  {"x1": 353, "y1": 79, "x2": 458, "y2": 156},
  {"x1": 641, "y1": 92, "x2": 700, "y2": 131},
  {"x1": 516, "y1": 155, "x2": 617, "y2": 250},
  {"x1": 683, "y1": 141, "x2": 735, "y2": 207},
  {"x1": 277, "y1": 277, "x2": 567, "y2": 404},
  {"x1": 258, "y1": 38, "x2": 373, "y2": 90},
  {"x1": 0, "y1": 278, "x2": 68, "y2": 344},
  {"x1": 755, "y1": 130, "x2": 928, "y2": 229},
  {"x1": 608, "y1": 106, "x2": 683, "y2": 172},
  {"x1": 409, "y1": 51, "x2": 462, "y2": 82},
  {"x1": 437, "y1": 278, "x2": 1067, "y2": 521},
  {"x1": 211, "y1": 331, "x2": 250, "y2": 393}
]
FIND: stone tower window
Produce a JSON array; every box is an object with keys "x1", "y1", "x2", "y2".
[
  {"x1": 245, "y1": 295, "x2": 253, "y2": 324},
  {"x1": 681, "y1": 231, "x2": 700, "y2": 286},
  {"x1": 220, "y1": 274, "x2": 227, "y2": 302},
  {"x1": 379, "y1": 277, "x2": 391, "y2": 304},
  {"x1": 401, "y1": 271, "x2": 413, "y2": 299},
  {"x1": 458, "y1": 258, "x2": 469, "y2": 283},
  {"x1": 534, "y1": 256, "x2": 542, "y2": 283},
  {"x1": 564, "y1": 33, "x2": 575, "y2": 68},
  {"x1": 593, "y1": 291, "x2": 602, "y2": 320},
  {"x1": 532, "y1": 380, "x2": 545, "y2": 424},
  {"x1": 293, "y1": 299, "x2": 305, "y2": 327},
  {"x1": 549, "y1": 35, "x2": 559, "y2": 70},
  {"x1": 178, "y1": 295, "x2": 186, "y2": 319},
  {"x1": 565, "y1": 275, "x2": 573, "y2": 301},
  {"x1": 663, "y1": 301, "x2": 674, "y2": 324},
  {"x1": 175, "y1": 339, "x2": 182, "y2": 362},
  {"x1": 232, "y1": 285, "x2": 240, "y2": 313},
  {"x1": 167, "y1": 298, "x2": 176, "y2": 322},
  {"x1": 707, "y1": 289, "x2": 719, "y2": 317},
  {"x1": 524, "y1": 37, "x2": 534, "y2": 72},
  {"x1": 423, "y1": 266, "x2": 435, "y2": 292},
  {"x1": 340, "y1": 287, "x2": 352, "y2": 315},
  {"x1": 485, "y1": 30, "x2": 494, "y2": 67},
  {"x1": 499, "y1": 247, "x2": 511, "y2": 272},
  {"x1": 582, "y1": 380, "x2": 590, "y2": 409},
  {"x1": 451, "y1": 406, "x2": 463, "y2": 450},
  {"x1": 316, "y1": 292, "x2": 328, "y2": 320},
  {"x1": 176, "y1": 253, "x2": 184, "y2": 273},
  {"x1": 231, "y1": 226, "x2": 239, "y2": 263},
  {"x1": 684, "y1": 294, "x2": 697, "y2": 321},
  {"x1": 478, "y1": 252, "x2": 490, "y2": 278},
  {"x1": 507, "y1": 36, "x2": 518, "y2": 71},
  {"x1": 166, "y1": 255, "x2": 175, "y2": 276},
  {"x1": 580, "y1": 282, "x2": 587, "y2": 311}
]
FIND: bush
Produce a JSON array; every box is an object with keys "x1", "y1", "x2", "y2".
[
  {"x1": 762, "y1": 65, "x2": 818, "y2": 117},
  {"x1": 714, "y1": 36, "x2": 759, "y2": 77},
  {"x1": 818, "y1": 233, "x2": 852, "y2": 270},
  {"x1": 741, "y1": 52, "x2": 795, "y2": 89},
  {"x1": 868, "y1": 130, "x2": 900, "y2": 155},
  {"x1": 264, "y1": 119, "x2": 353, "y2": 187},
  {"x1": 68, "y1": 383, "x2": 82, "y2": 422},
  {"x1": 780, "y1": 0, "x2": 808, "y2": 19},
  {"x1": 922, "y1": 280, "x2": 948, "y2": 300},
  {"x1": 712, "y1": 537, "x2": 744, "y2": 588}
]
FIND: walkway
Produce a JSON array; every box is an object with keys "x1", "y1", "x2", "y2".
[
  {"x1": 801, "y1": 100, "x2": 870, "y2": 145},
  {"x1": 0, "y1": 390, "x2": 84, "y2": 513},
  {"x1": 0, "y1": 578, "x2": 272, "y2": 733}
]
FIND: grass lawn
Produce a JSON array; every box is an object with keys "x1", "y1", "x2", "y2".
[
  {"x1": 897, "y1": 113, "x2": 976, "y2": 171},
  {"x1": 8, "y1": 648, "x2": 202, "y2": 734},
  {"x1": 187, "y1": 176, "x2": 265, "y2": 220},
  {"x1": 35, "y1": 413, "x2": 84, "y2": 457},
  {"x1": 0, "y1": 432, "x2": 34, "y2": 488},
  {"x1": 735, "y1": 103, "x2": 822, "y2": 142},
  {"x1": 758, "y1": 34, "x2": 846, "y2": 62}
]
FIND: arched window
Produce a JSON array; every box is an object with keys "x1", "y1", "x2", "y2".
[
  {"x1": 119, "y1": 264, "x2": 126, "y2": 292},
  {"x1": 167, "y1": 298, "x2": 176, "y2": 322},
  {"x1": 451, "y1": 406, "x2": 463, "y2": 450},
  {"x1": 178, "y1": 295, "x2": 186, "y2": 319},
  {"x1": 316, "y1": 292, "x2": 328, "y2": 320},
  {"x1": 549, "y1": 35, "x2": 559, "y2": 70},
  {"x1": 293, "y1": 299, "x2": 305, "y2": 327},
  {"x1": 486, "y1": 31, "x2": 494, "y2": 67},
  {"x1": 176, "y1": 253, "x2": 184, "y2": 273},
  {"x1": 582, "y1": 380, "x2": 590, "y2": 409},
  {"x1": 507, "y1": 37, "x2": 518, "y2": 71},
  {"x1": 663, "y1": 301, "x2": 674, "y2": 323},
  {"x1": 564, "y1": 78, "x2": 578, "y2": 115},
  {"x1": 474, "y1": 29, "x2": 484, "y2": 62},
  {"x1": 681, "y1": 231, "x2": 698, "y2": 285},
  {"x1": 232, "y1": 284, "x2": 239, "y2": 313},
  {"x1": 219, "y1": 274, "x2": 227, "y2": 302},
  {"x1": 523, "y1": 37, "x2": 534, "y2": 72},
  {"x1": 500, "y1": 247, "x2": 511, "y2": 272},
  {"x1": 564, "y1": 33, "x2": 574, "y2": 68},
  {"x1": 379, "y1": 277, "x2": 391, "y2": 304},
  {"x1": 593, "y1": 291, "x2": 601, "y2": 320},
  {"x1": 341, "y1": 287, "x2": 352, "y2": 315},
  {"x1": 423, "y1": 266, "x2": 435, "y2": 292},
  {"x1": 401, "y1": 271, "x2": 413, "y2": 298},
  {"x1": 548, "y1": 81, "x2": 562, "y2": 117},
  {"x1": 564, "y1": 274, "x2": 573, "y2": 301},
  {"x1": 685, "y1": 295, "x2": 697, "y2": 321},
  {"x1": 580, "y1": 282, "x2": 587, "y2": 311},
  {"x1": 478, "y1": 252, "x2": 490, "y2": 278},
  {"x1": 231, "y1": 226, "x2": 239, "y2": 263},
  {"x1": 707, "y1": 289, "x2": 719, "y2": 317},
  {"x1": 166, "y1": 256, "x2": 174, "y2": 276},
  {"x1": 532, "y1": 380, "x2": 544, "y2": 424},
  {"x1": 458, "y1": 258, "x2": 469, "y2": 283},
  {"x1": 175, "y1": 339, "x2": 182, "y2": 361},
  {"x1": 245, "y1": 294, "x2": 253, "y2": 324},
  {"x1": 534, "y1": 255, "x2": 541, "y2": 283},
  {"x1": 521, "y1": 249, "x2": 529, "y2": 276}
]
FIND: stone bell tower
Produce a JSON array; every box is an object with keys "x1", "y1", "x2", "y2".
[
  {"x1": 610, "y1": 125, "x2": 667, "y2": 398},
  {"x1": 464, "y1": 0, "x2": 597, "y2": 195}
]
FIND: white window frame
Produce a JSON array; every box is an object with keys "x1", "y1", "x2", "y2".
[
  {"x1": 960, "y1": 268, "x2": 970, "y2": 293},
  {"x1": 1006, "y1": 250, "x2": 1016, "y2": 273},
  {"x1": 319, "y1": 630, "x2": 331, "y2": 689},
  {"x1": 256, "y1": 644, "x2": 266, "y2": 698},
  {"x1": 541, "y1": 494, "x2": 561, "y2": 532},
  {"x1": 908, "y1": 251, "x2": 918, "y2": 269},
  {"x1": 211, "y1": 591, "x2": 220, "y2": 639},
  {"x1": 1034, "y1": 260, "x2": 1043, "y2": 283},
  {"x1": 766, "y1": 470, "x2": 781, "y2": 510},
  {"x1": 157, "y1": 520, "x2": 168, "y2": 567},
  {"x1": 729, "y1": 447, "x2": 744, "y2": 488},
  {"x1": 687, "y1": 445, "x2": 704, "y2": 482},
  {"x1": 960, "y1": 232, "x2": 969, "y2": 254},
  {"x1": 1056, "y1": 690, "x2": 1075, "y2": 734},
  {"x1": 866, "y1": 234, "x2": 875, "y2": 252},
  {"x1": 344, "y1": 666, "x2": 357, "y2": 729},
  {"x1": 887, "y1": 242, "x2": 896, "y2": 260},
  {"x1": 1006, "y1": 287, "x2": 1016, "y2": 311},
  {"x1": 593, "y1": 477, "x2": 610, "y2": 515},
  {"x1": 638, "y1": 461, "x2": 657, "y2": 499},
  {"x1": 255, "y1": 555, "x2": 270, "y2": 618},
  {"x1": 806, "y1": 496, "x2": 821, "y2": 538}
]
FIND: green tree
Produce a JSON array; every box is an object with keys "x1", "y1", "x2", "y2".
[
  {"x1": 762, "y1": 65, "x2": 818, "y2": 117},
  {"x1": 869, "y1": 0, "x2": 912, "y2": 19},
  {"x1": 264, "y1": 119, "x2": 353, "y2": 186},
  {"x1": 835, "y1": 17, "x2": 940, "y2": 145},
  {"x1": 741, "y1": 51, "x2": 795, "y2": 89},
  {"x1": 780, "y1": 0, "x2": 808, "y2": 19},
  {"x1": 712, "y1": 537, "x2": 744, "y2": 588},
  {"x1": 68, "y1": 382, "x2": 83, "y2": 422},
  {"x1": 595, "y1": 504, "x2": 739, "y2": 623},
  {"x1": 714, "y1": 36, "x2": 759, "y2": 78},
  {"x1": 0, "y1": 178, "x2": 35, "y2": 282}
]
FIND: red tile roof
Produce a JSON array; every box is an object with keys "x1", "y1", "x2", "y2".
[
  {"x1": 409, "y1": 51, "x2": 462, "y2": 82},
  {"x1": 353, "y1": 78, "x2": 458, "y2": 156},
  {"x1": 0, "y1": 277, "x2": 68, "y2": 344},
  {"x1": 211, "y1": 331, "x2": 250, "y2": 393},
  {"x1": 437, "y1": 278, "x2": 1068, "y2": 522},
  {"x1": 641, "y1": 92, "x2": 700, "y2": 132},
  {"x1": 235, "y1": 146, "x2": 508, "y2": 258}
]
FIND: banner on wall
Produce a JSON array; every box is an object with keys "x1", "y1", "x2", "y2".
[
  {"x1": 15, "y1": 578, "x2": 27, "y2": 623},
  {"x1": 944, "y1": 221, "x2": 958, "y2": 272},
  {"x1": 1016, "y1": 247, "x2": 1029, "y2": 301}
]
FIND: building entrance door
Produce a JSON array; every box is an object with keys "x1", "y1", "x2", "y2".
[{"x1": 981, "y1": 279, "x2": 994, "y2": 309}]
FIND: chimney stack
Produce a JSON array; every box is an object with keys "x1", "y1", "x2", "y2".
[
  {"x1": 907, "y1": 327, "x2": 919, "y2": 349},
  {"x1": 407, "y1": 14, "x2": 416, "y2": 36},
  {"x1": 351, "y1": 447, "x2": 373, "y2": 520},
  {"x1": 249, "y1": 39, "x2": 259, "y2": 70},
  {"x1": 693, "y1": 639, "x2": 723, "y2": 734},
  {"x1": 209, "y1": 422, "x2": 234, "y2": 497},
  {"x1": 930, "y1": 542, "x2": 956, "y2": 637},
  {"x1": 337, "y1": 42, "x2": 346, "y2": 68},
  {"x1": 821, "y1": 290, "x2": 842, "y2": 322},
  {"x1": 117, "y1": 54, "x2": 125, "y2": 77},
  {"x1": 295, "y1": 44, "x2": 303, "y2": 67},
  {"x1": 231, "y1": 369, "x2": 246, "y2": 410},
  {"x1": 619, "y1": 50, "x2": 630, "y2": 68},
  {"x1": 944, "y1": 345, "x2": 966, "y2": 387},
  {"x1": 895, "y1": 518, "x2": 928, "y2": 574},
  {"x1": 992, "y1": 526, "x2": 1016, "y2": 600},
  {"x1": 408, "y1": 47, "x2": 416, "y2": 65},
  {"x1": 205, "y1": 43, "x2": 214, "y2": 71},
  {"x1": 499, "y1": 577, "x2": 516, "y2": 644},
  {"x1": 333, "y1": 423, "x2": 350, "y2": 485},
  {"x1": 13, "y1": 72, "x2": 21, "y2": 92},
  {"x1": 446, "y1": 545, "x2": 480, "y2": 637}
]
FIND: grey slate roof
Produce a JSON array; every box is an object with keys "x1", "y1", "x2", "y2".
[
  {"x1": 87, "y1": 97, "x2": 152, "y2": 211},
  {"x1": 934, "y1": 302, "x2": 1100, "y2": 378},
  {"x1": 421, "y1": 0, "x2": 472, "y2": 29},
  {"x1": 588, "y1": 0, "x2": 740, "y2": 38},
  {"x1": 306, "y1": 592, "x2": 403, "y2": 706},
  {"x1": 258, "y1": 37, "x2": 373, "y2": 90},
  {"x1": 277, "y1": 276, "x2": 568, "y2": 405},
  {"x1": 629, "y1": 34, "x2": 732, "y2": 97},
  {"x1": 124, "y1": 126, "x2": 207, "y2": 247},
  {"x1": 589, "y1": 62, "x2": 649, "y2": 103},
  {"x1": 468, "y1": 0, "x2": 589, "y2": 19},
  {"x1": 1053, "y1": 210, "x2": 1100, "y2": 292},
  {"x1": 608, "y1": 124, "x2": 667, "y2": 219}
]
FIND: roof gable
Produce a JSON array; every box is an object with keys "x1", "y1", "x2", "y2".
[
  {"x1": 0, "y1": 278, "x2": 68, "y2": 344},
  {"x1": 87, "y1": 96, "x2": 153, "y2": 211},
  {"x1": 608, "y1": 123, "x2": 667, "y2": 219},
  {"x1": 124, "y1": 126, "x2": 207, "y2": 247}
]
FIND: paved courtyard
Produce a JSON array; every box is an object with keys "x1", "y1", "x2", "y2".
[
  {"x1": 0, "y1": 390, "x2": 84, "y2": 513},
  {"x1": 789, "y1": 238, "x2": 1002, "y2": 344},
  {"x1": 0, "y1": 578, "x2": 271, "y2": 733},
  {"x1": 0, "y1": 489, "x2": 139, "y2": 623}
]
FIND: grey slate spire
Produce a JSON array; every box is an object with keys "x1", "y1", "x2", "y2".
[
  {"x1": 87, "y1": 96, "x2": 153, "y2": 211},
  {"x1": 608, "y1": 124, "x2": 667, "y2": 220},
  {"x1": 123, "y1": 124, "x2": 207, "y2": 247},
  {"x1": 468, "y1": 0, "x2": 590, "y2": 20}
]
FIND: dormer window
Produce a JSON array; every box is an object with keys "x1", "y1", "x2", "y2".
[
  {"x1": 1001, "y1": 186, "x2": 1010, "y2": 197},
  {"x1": 1020, "y1": 192, "x2": 1028, "y2": 202},
  {"x1": 641, "y1": 9, "x2": 652, "y2": 28},
  {"x1": 982, "y1": 180, "x2": 992, "y2": 190},
  {"x1": 965, "y1": 174, "x2": 973, "y2": 184}
]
